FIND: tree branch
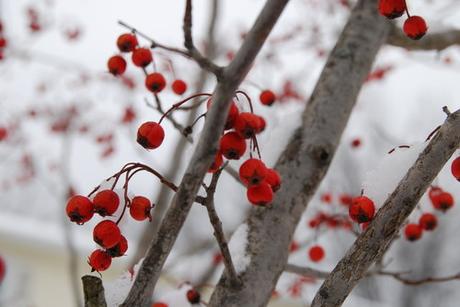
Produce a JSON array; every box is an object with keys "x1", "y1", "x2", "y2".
[
  {"x1": 82, "y1": 275, "x2": 107, "y2": 307},
  {"x1": 375, "y1": 270, "x2": 460, "y2": 286},
  {"x1": 285, "y1": 264, "x2": 330, "y2": 279},
  {"x1": 387, "y1": 24, "x2": 460, "y2": 51},
  {"x1": 209, "y1": 1, "x2": 391, "y2": 306},
  {"x1": 311, "y1": 109, "x2": 460, "y2": 307},
  {"x1": 120, "y1": 1, "x2": 290, "y2": 306}
]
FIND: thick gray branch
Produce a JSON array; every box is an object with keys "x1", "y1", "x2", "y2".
[
  {"x1": 311, "y1": 109, "x2": 460, "y2": 307},
  {"x1": 120, "y1": 1, "x2": 290, "y2": 306},
  {"x1": 82, "y1": 275, "x2": 107, "y2": 307},
  {"x1": 208, "y1": 1, "x2": 390, "y2": 306},
  {"x1": 387, "y1": 24, "x2": 460, "y2": 51}
]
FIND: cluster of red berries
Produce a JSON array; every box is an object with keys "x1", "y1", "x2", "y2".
[
  {"x1": 378, "y1": 0, "x2": 428, "y2": 40},
  {"x1": 66, "y1": 190, "x2": 154, "y2": 272}
]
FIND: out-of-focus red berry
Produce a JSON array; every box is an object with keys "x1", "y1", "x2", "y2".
[{"x1": 308, "y1": 245, "x2": 325, "y2": 262}]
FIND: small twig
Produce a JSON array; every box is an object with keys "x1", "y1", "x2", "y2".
[
  {"x1": 375, "y1": 270, "x2": 460, "y2": 286},
  {"x1": 82, "y1": 275, "x2": 107, "y2": 307},
  {"x1": 443, "y1": 106, "x2": 452, "y2": 116}
]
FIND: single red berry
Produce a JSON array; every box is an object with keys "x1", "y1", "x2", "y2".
[
  {"x1": 308, "y1": 245, "x2": 325, "y2": 262},
  {"x1": 208, "y1": 152, "x2": 224, "y2": 173},
  {"x1": 152, "y1": 303, "x2": 168, "y2": 307},
  {"x1": 419, "y1": 213, "x2": 437, "y2": 231},
  {"x1": 259, "y1": 90, "x2": 276, "y2": 106},
  {"x1": 121, "y1": 106, "x2": 136, "y2": 124},
  {"x1": 289, "y1": 240, "x2": 300, "y2": 253},
  {"x1": 349, "y1": 196, "x2": 375, "y2": 223},
  {"x1": 0, "y1": 37, "x2": 7, "y2": 48},
  {"x1": 93, "y1": 190, "x2": 120, "y2": 217},
  {"x1": 265, "y1": 168, "x2": 281, "y2": 192},
  {"x1": 403, "y1": 16, "x2": 428, "y2": 40},
  {"x1": 432, "y1": 191, "x2": 454, "y2": 212},
  {"x1": 321, "y1": 193, "x2": 332, "y2": 204},
  {"x1": 107, "y1": 235, "x2": 128, "y2": 257},
  {"x1": 234, "y1": 112, "x2": 262, "y2": 139},
  {"x1": 0, "y1": 127, "x2": 8, "y2": 142},
  {"x1": 451, "y1": 156, "x2": 460, "y2": 181},
  {"x1": 351, "y1": 138, "x2": 361, "y2": 148},
  {"x1": 117, "y1": 33, "x2": 138, "y2": 52},
  {"x1": 88, "y1": 249, "x2": 112, "y2": 272},
  {"x1": 0, "y1": 255, "x2": 5, "y2": 285},
  {"x1": 247, "y1": 182, "x2": 273, "y2": 206},
  {"x1": 107, "y1": 55, "x2": 127, "y2": 76},
  {"x1": 220, "y1": 131, "x2": 247, "y2": 160},
  {"x1": 132, "y1": 47, "x2": 152, "y2": 67},
  {"x1": 66, "y1": 195, "x2": 94, "y2": 225},
  {"x1": 207, "y1": 99, "x2": 239, "y2": 130},
  {"x1": 93, "y1": 220, "x2": 122, "y2": 249},
  {"x1": 404, "y1": 223, "x2": 423, "y2": 241},
  {"x1": 339, "y1": 194, "x2": 353, "y2": 206},
  {"x1": 378, "y1": 0, "x2": 406, "y2": 19},
  {"x1": 137, "y1": 122, "x2": 165, "y2": 150},
  {"x1": 239, "y1": 158, "x2": 268, "y2": 186},
  {"x1": 171, "y1": 79, "x2": 187, "y2": 95},
  {"x1": 428, "y1": 186, "x2": 443, "y2": 203},
  {"x1": 145, "y1": 72, "x2": 166, "y2": 93},
  {"x1": 130, "y1": 196, "x2": 153, "y2": 221},
  {"x1": 186, "y1": 289, "x2": 201, "y2": 304}
]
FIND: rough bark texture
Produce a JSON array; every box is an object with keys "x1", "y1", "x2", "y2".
[
  {"x1": 209, "y1": 1, "x2": 390, "y2": 306},
  {"x1": 82, "y1": 275, "x2": 107, "y2": 307},
  {"x1": 120, "y1": 1, "x2": 290, "y2": 306},
  {"x1": 311, "y1": 109, "x2": 460, "y2": 307}
]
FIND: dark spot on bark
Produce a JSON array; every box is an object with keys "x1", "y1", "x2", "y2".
[{"x1": 319, "y1": 288, "x2": 329, "y2": 299}]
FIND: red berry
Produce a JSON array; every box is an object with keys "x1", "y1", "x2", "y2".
[
  {"x1": 339, "y1": 194, "x2": 353, "y2": 206},
  {"x1": 220, "y1": 131, "x2": 247, "y2": 160},
  {"x1": 208, "y1": 152, "x2": 224, "y2": 173},
  {"x1": 0, "y1": 127, "x2": 8, "y2": 142},
  {"x1": 349, "y1": 196, "x2": 375, "y2": 223},
  {"x1": 66, "y1": 195, "x2": 94, "y2": 225},
  {"x1": 259, "y1": 90, "x2": 276, "y2": 106},
  {"x1": 93, "y1": 220, "x2": 121, "y2": 249},
  {"x1": 88, "y1": 249, "x2": 112, "y2": 272},
  {"x1": 428, "y1": 186, "x2": 443, "y2": 203},
  {"x1": 265, "y1": 168, "x2": 281, "y2": 192},
  {"x1": 107, "y1": 235, "x2": 128, "y2": 257},
  {"x1": 171, "y1": 79, "x2": 187, "y2": 95},
  {"x1": 152, "y1": 303, "x2": 168, "y2": 307},
  {"x1": 186, "y1": 289, "x2": 201, "y2": 304},
  {"x1": 234, "y1": 112, "x2": 262, "y2": 139},
  {"x1": 0, "y1": 255, "x2": 5, "y2": 285},
  {"x1": 137, "y1": 122, "x2": 165, "y2": 150},
  {"x1": 351, "y1": 138, "x2": 361, "y2": 148},
  {"x1": 0, "y1": 37, "x2": 7, "y2": 48},
  {"x1": 239, "y1": 158, "x2": 268, "y2": 186},
  {"x1": 107, "y1": 55, "x2": 127, "y2": 76},
  {"x1": 451, "y1": 156, "x2": 460, "y2": 181},
  {"x1": 404, "y1": 223, "x2": 423, "y2": 241},
  {"x1": 132, "y1": 47, "x2": 152, "y2": 67},
  {"x1": 418, "y1": 213, "x2": 437, "y2": 231},
  {"x1": 145, "y1": 73, "x2": 166, "y2": 93},
  {"x1": 207, "y1": 99, "x2": 239, "y2": 130},
  {"x1": 432, "y1": 191, "x2": 454, "y2": 212},
  {"x1": 403, "y1": 16, "x2": 428, "y2": 40},
  {"x1": 320, "y1": 193, "x2": 332, "y2": 204},
  {"x1": 117, "y1": 33, "x2": 138, "y2": 52},
  {"x1": 247, "y1": 182, "x2": 273, "y2": 206},
  {"x1": 378, "y1": 0, "x2": 406, "y2": 19},
  {"x1": 130, "y1": 196, "x2": 153, "y2": 221},
  {"x1": 308, "y1": 245, "x2": 325, "y2": 262},
  {"x1": 256, "y1": 115, "x2": 266, "y2": 133},
  {"x1": 93, "y1": 190, "x2": 120, "y2": 217},
  {"x1": 289, "y1": 240, "x2": 300, "y2": 253}
]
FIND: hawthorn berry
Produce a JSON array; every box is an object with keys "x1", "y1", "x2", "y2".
[
  {"x1": 349, "y1": 196, "x2": 375, "y2": 223},
  {"x1": 351, "y1": 138, "x2": 361, "y2": 148},
  {"x1": 378, "y1": 0, "x2": 406, "y2": 19},
  {"x1": 239, "y1": 158, "x2": 268, "y2": 186},
  {"x1": 432, "y1": 191, "x2": 454, "y2": 212},
  {"x1": 259, "y1": 90, "x2": 276, "y2": 106},
  {"x1": 403, "y1": 16, "x2": 428, "y2": 40},
  {"x1": 0, "y1": 255, "x2": 5, "y2": 284},
  {"x1": 219, "y1": 131, "x2": 247, "y2": 160},
  {"x1": 308, "y1": 245, "x2": 325, "y2": 262},
  {"x1": 93, "y1": 220, "x2": 122, "y2": 249},
  {"x1": 171, "y1": 79, "x2": 187, "y2": 95},
  {"x1": 186, "y1": 289, "x2": 201, "y2": 304},
  {"x1": 137, "y1": 122, "x2": 165, "y2": 150},
  {"x1": 0, "y1": 37, "x2": 6, "y2": 49},
  {"x1": 321, "y1": 193, "x2": 332, "y2": 204},
  {"x1": 107, "y1": 55, "x2": 127, "y2": 76},
  {"x1": 207, "y1": 99, "x2": 239, "y2": 130},
  {"x1": 234, "y1": 112, "x2": 262, "y2": 139},
  {"x1": 66, "y1": 195, "x2": 94, "y2": 225},
  {"x1": 451, "y1": 156, "x2": 460, "y2": 181},
  {"x1": 93, "y1": 189, "x2": 120, "y2": 217},
  {"x1": 404, "y1": 223, "x2": 423, "y2": 241},
  {"x1": 339, "y1": 194, "x2": 353, "y2": 206},
  {"x1": 0, "y1": 127, "x2": 8, "y2": 142},
  {"x1": 132, "y1": 47, "x2": 153, "y2": 67},
  {"x1": 107, "y1": 234, "x2": 128, "y2": 257},
  {"x1": 419, "y1": 213, "x2": 437, "y2": 231},
  {"x1": 117, "y1": 33, "x2": 138, "y2": 52},
  {"x1": 145, "y1": 72, "x2": 166, "y2": 93},
  {"x1": 247, "y1": 182, "x2": 273, "y2": 206},
  {"x1": 88, "y1": 249, "x2": 112, "y2": 272},
  {"x1": 208, "y1": 152, "x2": 224, "y2": 173},
  {"x1": 265, "y1": 168, "x2": 281, "y2": 192},
  {"x1": 130, "y1": 196, "x2": 153, "y2": 221},
  {"x1": 289, "y1": 240, "x2": 300, "y2": 253}
]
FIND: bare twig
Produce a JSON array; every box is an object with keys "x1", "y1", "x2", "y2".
[
  {"x1": 82, "y1": 275, "x2": 107, "y2": 307},
  {"x1": 375, "y1": 270, "x2": 460, "y2": 286}
]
